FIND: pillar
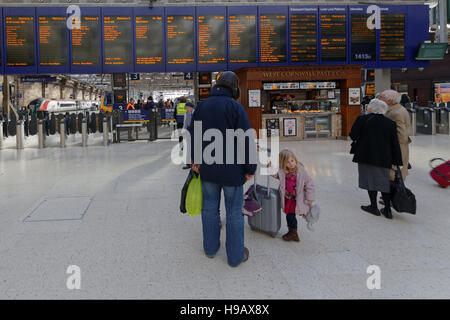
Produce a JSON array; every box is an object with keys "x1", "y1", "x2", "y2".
[{"x1": 375, "y1": 69, "x2": 391, "y2": 94}]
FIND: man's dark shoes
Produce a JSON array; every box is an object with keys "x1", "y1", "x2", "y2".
[
  {"x1": 361, "y1": 205, "x2": 381, "y2": 216},
  {"x1": 380, "y1": 208, "x2": 393, "y2": 219}
]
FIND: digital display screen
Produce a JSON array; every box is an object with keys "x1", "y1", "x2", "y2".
[
  {"x1": 198, "y1": 72, "x2": 212, "y2": 85},
  {"x1": 290, "y1": 13, "x2": 317, "y2": 62},
  {"x1": 199, "y1": 87, "x2": 211, "y2": 101},
  {"x1": 103, "y1": 16, "x2": 132, "y2": 66},
  {"x1": 5, "y1": 16, "x2": 35, "y2": 67},
  {"x1": 380, "y1": 14, "x2": 405, "y2": 61},
  {"x1": 229, "y1": 14, "x2": 256, "y2": 63},
  {"x1": 167, "y1": 15, "x2": 195, "y2": 64},
  {"x1": 113, "y1": 73, "x2": 127, "y2": 88},
  {"x1": 259, "y1": 14, "x2": 286, "y2": 63},
  {"x1": 0, "y1": 18, "x2": 2, "y2": 66},
  {"x1": 198, "y1": 15, "x2": 225, "y2": 64},
  {"x1": 39, "y1": 16, "x2": 67, "y2": 66},
  {"x1": 114, "y1": 89, "x2": 127, "y2": 104},
  {"x1": 320, "y1": 14, "x2": 347, "y2": 62},
  {"x1": 351, "y1": 14, "x2": 376, "y2": 61},
  {"x1": 136, "y1": 16, "x2": 164, "y2": 65},
  {"x1": 72, "y1": 16, "x2": 101, "y2": 67}
]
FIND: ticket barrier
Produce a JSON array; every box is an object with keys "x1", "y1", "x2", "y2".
[
  {"x1": 81, "y1": 117, "x2": 88, "y2": 147},
  {"x1": 38, "y1": 119, "x2": 46, "y2": 148},
  {"x1": 16, "y1": 120, "x2": 25, "y2": 149},
  {"x1": 0, "y1": 118, "x2": 4, "y2": 150},
  {"x1": 436, "y1": 107, "x2": 450, "y2": 135},
  {"x1": 417, "y1": 107, "x2": 436, "y2": 135},
  {"x1": 59, "y1": 118, "x2": 66, "y2": 148},
  {"x1": 407, "y1": 108, "x2": 417, "y2": 136}
]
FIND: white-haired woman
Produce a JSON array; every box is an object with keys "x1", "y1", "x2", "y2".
[{"x1": 349, "y1": 99, "x2": 403, "y2": 219}]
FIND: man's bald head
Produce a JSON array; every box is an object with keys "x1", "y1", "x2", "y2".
[{"x1": 379, "y1": 90, "x2": 401, "y2": 106}]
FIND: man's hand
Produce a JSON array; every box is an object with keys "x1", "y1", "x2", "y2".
[
  {"x1": 191, "y1": 164, "x2": 200, "y2": 174},
  {"x1": 245, "y1": 174, "x2": 254, "y2": 182}
]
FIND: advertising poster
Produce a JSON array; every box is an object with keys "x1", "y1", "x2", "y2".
[
  {"x1": 249, "y1": 89, "x2": 261, "y2": 107},
  {"x1": 283, "y1": 118, "x2": 297, "y2": 136},
  {"x1": 348, "y1": 87, "x2": 361, "y2": 105},
  {"x1": 435, "y1": 83, "x2": 450, "y2": 104}
]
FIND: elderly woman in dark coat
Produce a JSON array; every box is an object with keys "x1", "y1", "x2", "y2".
[{"x1": 350, "y1": 99, "x2": 403, "y2": 219}]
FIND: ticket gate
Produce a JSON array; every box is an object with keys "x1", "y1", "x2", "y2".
[
  {"x1": 436, "y1": 107, "x2": 450, "y2": 135},
  {"x1": 417, "y1": 107, "x2": 436, "y2": 135},
  {"x1": 407, "y1": 108, "x2": 417, "y2": 136}
]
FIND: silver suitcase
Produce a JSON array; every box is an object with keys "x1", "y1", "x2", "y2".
[{"x1": 248, "y1": 175, "x2": 281, "y2": 238}]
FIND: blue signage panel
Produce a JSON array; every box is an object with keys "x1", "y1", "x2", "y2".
[
  {"x1": 123, "y1": 109, "x2": 150, "y2": 122},
  {"x1": 20, "y1": 75, "x2": 57, "y2": 82},
  {"x1": 70, "y1": 7, "x2": 102, "y2": 74},
  {"x1": 133, "y1": 6, "x2": 165, "y2": 73},
  {"x1": 165, "y1": 6, "x2": 196, "y2": 73},
  {"x1": 102, "y1": 7, "x2": 134, "y2": 74},
  {"x1": 37, "y1": 7, "x2": 70, "y2": 74},
  {"x1": 161, "y1": 107, "x2": 176, "y2": 121},
  {"x1": 319, "y1": 6, "x2": 348, "y2": 65},
  {"x1": 289, "y1": 6, "x2": 319, "y2": 65},
  {"x1": 3, "y1": 7, "x2": 37, "y2": 74},
  {"x1": 196, "y1": 6, "x2": 227, "y2": 72},
  {"x1": 0, "y1": 5, "x2": 430, "y2": 74},
  {"x1": 258, "y1": 6, "x2": 289, "y2": 66},
  {"x1": 228, "y1": 6, "x2": 258, "y2": 70}
]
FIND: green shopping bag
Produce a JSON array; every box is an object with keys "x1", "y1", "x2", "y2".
[{"x1": 185, "y1": 173, "x2": 203, "y2": 217}]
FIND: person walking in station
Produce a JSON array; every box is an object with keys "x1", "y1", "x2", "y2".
[
  {"x1": 144, "y1": 96, "x2": 155, "y2": 110},
  {"x1": 189, "y1": 71, "x2": 256, "y2": 267},
  {"x1": 126, "y1": 98, "x2": 135, "y2": 110},
  {"x1": 181, "y1": 101, "x2": 195, "y2": 170},
  {"x1": 271, "y1": 150, "x2": 315, "y2": 242},
  {"x1": 349, "y1": 98, "x2": 403, "y2": 219},
  {"x1": 379, "y1": 89, "x2": 412, "y2": 182}
]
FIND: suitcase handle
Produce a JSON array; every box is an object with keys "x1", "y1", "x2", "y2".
[
  {"x1": 429, "y1": 158, "x2": 446, "y2": 169},
  {"x1": 254, "y1": 165, "x2": 271, "y2": 198}
]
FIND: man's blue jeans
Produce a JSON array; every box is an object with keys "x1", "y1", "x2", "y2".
[{"x1": 201, "y1": 181, "x2": 244, "y2": 267}]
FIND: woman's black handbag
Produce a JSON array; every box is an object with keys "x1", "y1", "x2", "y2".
[
  {"x1": 180, "y1": 169, "x2": 195, "y2": 214},
  {"x1": 391, "y1": 167, "x2": 416, "y2": 214}
]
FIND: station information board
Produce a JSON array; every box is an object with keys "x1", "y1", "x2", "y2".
[
  {"x1": 259, "y1": 14, "x2": 286, "y2": 63},
  {"x1": 290, "y1": 13, "x2": 317, "y2": 62},
  {"x1": 380, "y1": 14, "x2": 405, "y2": 61},
  {"x1": 103, "y1": 16, "x2": 132, "y2": 66},
  {"x1": 229, "y1": 14, "x2": 256, "y2": 64},
  {"x1": 5, "y1": 16, "x2": 35, "y2": 67},
  {"x1": 167, "y1": 15, "x2": 195, "y2": 64},
  {"x1": 38, "y1": 16, "x2": 67, "y2": 66},
  {"x1": 72, "y1": 16, "x2": 101, "y2": 67},
  {"x1": 320, "y1": 14, "x2": 347, "y2": 62},
  {"x1": 135, "y1": 16, "x2": 164, "y2": 65},
  {"x1": 351, "y1": 14, "x2": 376, "y2": 61},
  {"x1": 198, "y1": 15, "x2": 225, "y2": 64}
]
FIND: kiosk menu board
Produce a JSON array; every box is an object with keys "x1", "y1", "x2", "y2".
[
  {"x1": 135, "y1": 16, "x2": 164, "y2": 65},
  {"x1": 167, "y1": 15, "x2": 195, "y2": 64},
  {"x1": 72, "y1": 16, "x2": 101, "y2": 67},
  {"x1": 351, "y1": 14, "x2": 376, "y2": 61},
  {"x1": 259, "y1": 14, "x2": 286, "y2": 63},
  {"x1": 5, "y1": 16, "x2": 35, "y2": 67},
  {"x1": 290, "y1": 13, "x2": 317, "y2": 62},
  {"x1": 103, "y1": 16, "x2": 132, "y2": 66},
  {"x1": 320, "y1": 13, "x2": 347, "y2": 62},
  {"x1": 39, "y1": 16, "x2": 67, "y2": 66},
  {"x1": 380, "y1": 14, "x2": 405, "y2": 61},
  {"x1": 198, "y1": 15, "x2": 225, "y2": 64},
  {"x1": 229, "y1": 14, "x2": 256, "y2": 64}
]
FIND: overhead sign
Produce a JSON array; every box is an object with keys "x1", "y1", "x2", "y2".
[
  {"x1": 130, "y1": 73, "x2": 140, "y2": 80},
  {"x1": 20, "y1": 75, "x2": 57, "y2": 82},
  {"x1": 184, "y1": 72, "x2": 194, "y2": 80},
  {"x1": 416, "y1": 43, "x2": 448, "y2": 60}
]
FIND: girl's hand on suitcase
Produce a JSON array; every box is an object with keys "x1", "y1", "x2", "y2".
[{"x1": 192, "y1": 164, "x2": 200, "y2": 174}]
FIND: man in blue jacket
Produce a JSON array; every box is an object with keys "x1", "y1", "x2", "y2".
[{"x1": 189, "y1": 71, "x2": 257, "y2": 267}]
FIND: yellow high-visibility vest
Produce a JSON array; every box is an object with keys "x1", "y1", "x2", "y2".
[{"x1": 177, "y1": 102, "x2": 186, "y2": 115}]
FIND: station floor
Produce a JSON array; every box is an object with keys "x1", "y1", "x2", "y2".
[{"x1": 0, "y1": 133, "x2": 449, "y2": 299}]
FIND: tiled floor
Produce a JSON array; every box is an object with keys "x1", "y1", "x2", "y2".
[{"x1": 0, "y1": 133, "x2": 449, "y2": 299}]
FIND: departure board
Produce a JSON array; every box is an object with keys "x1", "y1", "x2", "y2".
[
  {"x1": 290, "y1": 14, "x2": 317, "y2": 62},
  {"x1": 380, "y1": 14, "x2": 405, "y2": 61},
  {"x1": 320, "y1": 14, "x2": 347, "y2": 62},
  {"x1": 5, "y1": 16, "x2": 35, "y2": 67},
  {"x1": 72, "y1": 16, "x2": 100, "y2": 67},
  {"x1": 167, "y1": 15, "x2": 195, "y2": 64},
  {"x1": 39, "y1": 16, "x2": 67, "y2": 66},
  {"x1": 103, "y1": 16, "x2": 132, "y2": 66},
  {"x1": 135, "y1": 16, "x2": 164, "y2": 65},
  {"x1": 259, "y1": 14, "x2": 286, "y2": 63},
  {"x1": 198, "y1": 15, "x2": 225, "y2": 64},
  {"x1": 229, "y1": 14, "x2": 256, "y2": 64},
  {"x1": 351, "y1": 14, "x2": 376, "y2": 61}
]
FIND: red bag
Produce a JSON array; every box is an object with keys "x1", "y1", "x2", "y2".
[{"x1": 429, "y1": 158, "x2": 450, "y2": 188}]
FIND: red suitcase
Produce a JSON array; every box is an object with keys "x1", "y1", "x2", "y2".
[{"x1": 429, "y1": 158, "x2": 450, "y2": 188}]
